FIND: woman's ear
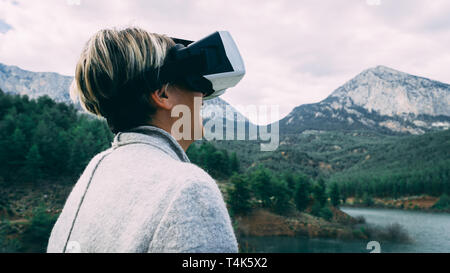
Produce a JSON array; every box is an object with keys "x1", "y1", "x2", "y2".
[{"x1": 150, "y1": 84, "x2": 172, "y2": 110}]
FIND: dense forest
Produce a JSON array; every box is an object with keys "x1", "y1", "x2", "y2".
[
  {"x1": 0, "y1": 89, "x2": 113, "y2": 183},
  {"x1": 212, "y1": 128, "x2": 450, "y2": 200},
  {"x1": 187, "y1": 142, "x2": 335, "y2": 218},
  {"x1": 0, "y1": 89, "x2": 113, "y2": 252},
  {"x1": 0, "y1": 90, "x2": 342, "y2": 252},
  {"x1": 0, "y1": 89, "x2": 448, "y2": 253}
]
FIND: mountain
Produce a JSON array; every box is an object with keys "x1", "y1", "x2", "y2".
[
  {"x1": 0, "y1": 62, "x2": 251, "y2": 128},
  {"x1": 280, "y1": 65, "x2": 450, "y2": 135},
  {"x1": 2, "y1": 62, "x2": 449, "y2": 190},
  {"x1": 0, "y1": 63, "x2": 73, "y2": 104},
  {"x1": 3, "y1": 62, "x2": 449, "y2": 136},
  {"x1": 202, "y1": 96, "x2": 249, "y2": 125}
]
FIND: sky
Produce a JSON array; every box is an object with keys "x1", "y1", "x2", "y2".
[{"x1": 1, "y1": 0, "x2": 450, "y2": 124}]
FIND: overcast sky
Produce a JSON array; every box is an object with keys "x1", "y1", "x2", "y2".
[{"x1": 1, "y1": 0, "x2": 450, "y2": 124}]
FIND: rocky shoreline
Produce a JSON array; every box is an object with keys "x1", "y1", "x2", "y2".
[
  {"x1": 344, "y1": 195, "x2": 450, "y2": 213},
  {"x1": 233, "y1": 207, "x2": 367, "y2": 241}
]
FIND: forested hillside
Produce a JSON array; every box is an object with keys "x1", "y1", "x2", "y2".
[
  {"x1": 0, "y1": 90, "x2": 448, "y2": 253},
  {"x1": 0, "y1": 89, "x2": 113, "y2": 184},
  {"x1": 0, "y1": 91, "x2": 362, "y2": 252},
  {"x1": 0, "y1": 89, "x2": 114, "y2": 252}
]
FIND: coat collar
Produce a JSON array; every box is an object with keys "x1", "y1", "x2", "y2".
[{"x1": 111, "y1": 125, "x2": 191, "y2": 163}]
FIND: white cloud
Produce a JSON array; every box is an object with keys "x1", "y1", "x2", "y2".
[{"x1": 1, "y1": 0, "x2": 450, "y2": 124}]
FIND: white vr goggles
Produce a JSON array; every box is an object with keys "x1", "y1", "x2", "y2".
[{"x1": 157, "y1": 31, "x2": 245, "y2": 100}]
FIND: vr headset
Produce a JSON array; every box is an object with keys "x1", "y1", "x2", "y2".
[{"x1": 156, "y1": 31, "x2": 245, "y2": 100}]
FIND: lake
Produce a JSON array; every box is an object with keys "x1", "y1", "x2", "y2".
[{"x1": 239, "y1": 207, "x2": 450, "y2": 253}]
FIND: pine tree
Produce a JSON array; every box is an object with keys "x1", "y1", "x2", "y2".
[
  {"x1": 271, "y1": 178, "x2": 291, "y2": 215},
  {"x1": 294, "y1": 177, "x2": 310, "y2": 212},
  {"x1": 230, "y1": 152, "x2": 240, "y2": 174},
  {"x1": 222, "y1": 150, "x2": 230, "y2": 177},
  {"x1": 362, "y1": 192, "x2": 374, "y2": 206},
  {"x1": 10, "y1": 127, "x2": 27, "y2": 173},
  {"x1": 22, "y1": 144, "x2": 43, "y2": 182},
  {"x1": 284, "y1": 172, "x2": 296, "y2": 192},
  {"x1": 329, "y1": 182, "x2": 340, "y2": 207},
  {"x1": 313, "y1": 178, "x2": 327, "y2": 206},
  {"x1": 249, "y1": 166, "x2": 274, "y2": 208},
  {"x1": 227, "y1": 173, "x2": 252, "y2": 215}
]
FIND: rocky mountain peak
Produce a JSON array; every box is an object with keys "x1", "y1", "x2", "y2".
[
  {"x1": 281, "y1": 66, "x2": 450, "y2": 135},
  {"x1": 326, "y1": 65, "x2": 450, "y2": 117}
]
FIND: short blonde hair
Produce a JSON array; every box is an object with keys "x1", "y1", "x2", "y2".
[{"x1": 69, "y1": 26, "x2": 176, "y2": 133}]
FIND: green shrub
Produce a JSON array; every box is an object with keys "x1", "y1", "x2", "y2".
[
  {"x1": 312, "y1": 178, "x2": 327, "y2": 206},
  {"x1": 227, "y1": 173, "x2": 252, "y2": 215},
  {"x1": 0, "y1": 232, "x2": 22, "y2": 253},
  {"x1": 22, "y1": 205, "x2": 58, "y2": 253},
  {"x1": 432, "y1": 194, "x2": 450, "y2": 210},
  {"x1": 270, "y1": 178, "x2": 291, "y2": 215},
  {"x1": 362, "y1": 193, "x2": 374, "y2": 206},
  {"x1": 248, "y1": 166, "x2": 274, "y2": 208},
  {"x1": 360, "y1": 223, "x2": 411, "y2": 243},
  {"x1": 354, "y1": 215, "x2": 366, "y2": 224},
  {"x1": 329, "y1": 182, "x2": 341, "y2": 207},
  {"x1": 0, "y1": 219, "x2": 22, "y2": 253},
  {"x1": 294, "y1": 178, "x2": 310, "y2": 212},
  {"x1": 319, "y1": 206, "x2": 333, "y2": 221},
  {"x1": 311, "y1": 201, "x2": 322, "y2": 217}
]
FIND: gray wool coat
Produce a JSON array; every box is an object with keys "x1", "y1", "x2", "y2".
[{"x1": 46, "y1": 125, "x2": 239, "y2": 253}]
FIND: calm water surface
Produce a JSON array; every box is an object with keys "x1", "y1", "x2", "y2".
[{"x1": 239, "y1": 207, "x2": 450, "y2": 253}]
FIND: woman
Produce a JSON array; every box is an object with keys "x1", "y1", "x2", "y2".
[{"x1": 46, "y1": 27, "x2": 239, "y2": 253}]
